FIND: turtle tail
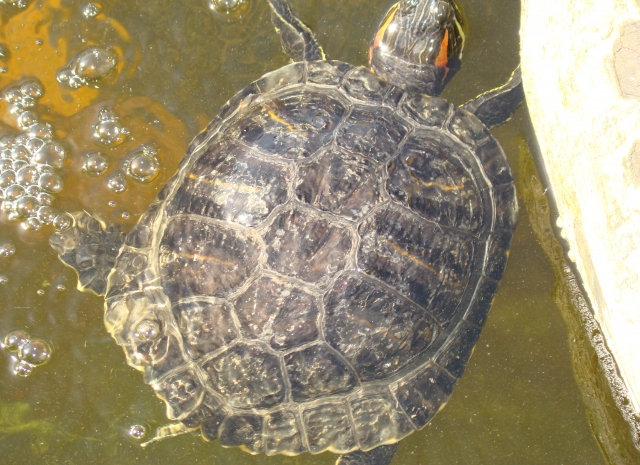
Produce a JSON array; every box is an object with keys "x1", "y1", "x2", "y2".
[{"x1": 49, "y1": 211, "x2": 124, "y2": 296}]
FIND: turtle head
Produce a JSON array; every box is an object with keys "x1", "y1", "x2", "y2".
[{"x1": 369, "y1": 0, "x2": 465, "y2": 96}]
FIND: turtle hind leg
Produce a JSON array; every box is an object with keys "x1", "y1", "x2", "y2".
[
  {"x1": 336, "y1": 444, "x2": 398, "y2": 465},
  {"x1": 266, "y1": 0, "x2": 326, "y2": 62},
  {"x1": 49, "y1": 211, "x2": 124, "y2": 296},
  {"x1": 462, "y1": 66, "x2": 524, "y2": 129}
]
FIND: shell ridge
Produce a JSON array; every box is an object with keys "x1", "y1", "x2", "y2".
[{"x1": 387, "y1": 387, "x2": 420, "y2": 432}]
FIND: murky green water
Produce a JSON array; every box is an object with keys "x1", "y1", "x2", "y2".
[{"x1": 0, "y1": 0, "x2": 607, "y2": 463}]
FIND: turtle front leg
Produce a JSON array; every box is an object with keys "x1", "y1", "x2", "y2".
[
  {"x1": 266, "y1": 0, "x2": 326, "y2": 62},
  {"x1": 49, "y1": 211, "x2": 124, "y2": 296},
  {"x1": 461, "y1": 66, "x2": 524, "y2": 129},
  {"x1": 337, "y1": 444, "x2": 398, "y2": 465}
]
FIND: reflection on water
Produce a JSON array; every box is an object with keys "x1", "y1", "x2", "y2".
[{"x1": 0, "y1": 0, "x2": 605, "y2": 464}]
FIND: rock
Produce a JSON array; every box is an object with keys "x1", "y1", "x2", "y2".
[{"x1": 520, "y1": 0, "x2": 640, "y2": 452}]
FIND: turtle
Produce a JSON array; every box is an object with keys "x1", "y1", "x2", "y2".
[{"x1": 49, "y1": 0, "x2": 522, "y2": 463}]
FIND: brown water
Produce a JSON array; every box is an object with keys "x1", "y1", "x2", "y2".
[{"x1": 0, "y1": 0, "x2": 606, "y2": 464}]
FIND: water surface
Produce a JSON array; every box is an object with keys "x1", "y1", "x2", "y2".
[{"x1": 0, "y1": 0, "x2": 606, "y2": 463}]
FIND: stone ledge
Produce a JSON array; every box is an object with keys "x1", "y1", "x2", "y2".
[{"x1": 521, "y1": 0, "x2": 640, "y2": 454}]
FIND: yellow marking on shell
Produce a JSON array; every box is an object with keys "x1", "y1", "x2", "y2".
[
  {"x1": 267, "y1": 109, "x2": 295, "y2": 131},
  {"x1": 178, "y1": 251, "x2": 236, "y2": 267},
  {"x1": 187, "y1": 173, "x2": 262, "y2": 194},
  {"x1": 409, "y1": 171, "x2": 465, "y2": 192},
  {"x1": 379, "y1": 237, "x2": 439, "y2": 275},
  {"x1": 421, "y1": 180, "x2": 465, "y2": 191}
]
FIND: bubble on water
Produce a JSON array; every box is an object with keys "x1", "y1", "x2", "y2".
[
  {"x1": 14, "y1": 360, "x2": 33, "y2": 377},
  {"x1": 38, "y1": 172, "x2": 63, "y2": 193},
  {"x1": 135, "y1": 319, "x2": 161, "y2": 342},
  {"x1": 12, "y1": 159, "x2": 27, "y2": 171},
  {"x1": 0, "y1": 170, "x2": 15, "y2": 188},
  {"x1": 17, "y1": 111, "x2": 39, "y2": 129},
  {"x1": 25, "y1": 216, "x2": 42, "y2": 231},
  {"x1": 124, "y1": 146, "x2": 159, "y2": 183},
  {"x1": 3, "y1": 329, "x2": 29, "y2": 352},
  {"x1": 10, "y1": 144, "x2": 29, "y2": 160},
  {"x1": 0, "y1": 82, "x2": 67, "y2": 234},
  {"x1": 57, "y1": 284, "x2": 66, "y2": 291},
  {"x1": 82, "y1": 151, "x2": 109, "y2": 176},
  {"x1": 32, "y1": 141, "x2": 67, "y2": 167},
  {"x1": 106, "y1": 171, "x2": 127, "y2": 193},
  {"x1": 24, "y1": 215, "x2": 42, "y2": 229},
  {"x1": 121, "y1": 211, "x2": 130, "y2": 219},
  {"x1": 0, "y1": 242, "x2": 15, "y2": 257},
  {"x1": 53, "y1": 213, "x2": 73, "y2": 232},
  {"x1": 26, "y1": 137, "x2": 45, "y2": 154},
  {"x1": 108, "y1": 200, "x2": 116, "y2": 207},
  {"x1": 16, "y1": 166, "x2": 38, "y2": 185},
  {"x1": 56, "y1": 68, "x2": 73, "y2": 85},
  {"x1": 37, "y1": 192, "x2": 53, "y2": 206},
  {"x1": 27, "y1": 122, "x2": 54, "y2": 140},
  {"x1": 0, "y1": 135, "x2": 15, "y2": 148},
  {"x1": 4, "y1": 79, "x2": 44, "y2": 115},
  {"x1": 93, "y1": 109, "x2": 129, "y2": 146},
  {"x1": 128, "y1": 424, "x2": 147, "y2": 440},
  {"x1": 26, "y1": 184, "x2": 41, "y2": 196},
  {"x1": 75, "y1": 48, "x2": 116, "y2": 79},
  {"x1": 19, "y1": 338, "x2": 52, "y2": 366},
  {"x1": 207, "y1": 0, "x2": 251, "y2": 19},
  {"x1": 82, "y1": 2, "x2": 101, "y2": 18},
  {"x1": 36, "y1": 288, "x2": 45, "y2": 295},
  {"x1": 20, "y1": 96, "x2": 36, "y2": 109},
  {"x1": 21, "y1": 81, "x2": 44, "y2": 99},
  {"x1": 4, "y1": 88, "x2": 21, "y2": 104},
  {"x1": 4, "y1": 184, "x2": 25, "y2": 201},
  {"x1": 57, "y1": 47, "x2": 117, "y2": 89},
  {"x1": 35, "y1": 38, "x2": 43, "y2": 46},
  {"x1": 37, "y1": 205, "x2": 57, "y2": 224},
  {"x1": 0, "y1": 275, "x2": 7, "y2": 284}
]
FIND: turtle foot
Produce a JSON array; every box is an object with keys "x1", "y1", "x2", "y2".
[{"x1": 49, "y1": 211, "x2": 124, "y2": 296}]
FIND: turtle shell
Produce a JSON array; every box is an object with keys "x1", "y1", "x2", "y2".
[{"x1": 103, "y1": 60, "x2": 517, "y2": 456}]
